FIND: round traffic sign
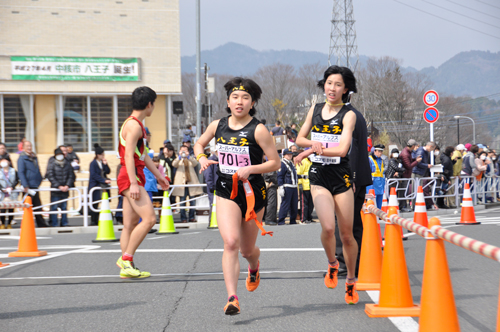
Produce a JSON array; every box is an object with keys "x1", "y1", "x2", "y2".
[
  {"x1": 423, "y1": 107, "x2": 439, "y2": 124},
  {"x1": 423, "y1": 90, "x2": 439, "y2": 107}
]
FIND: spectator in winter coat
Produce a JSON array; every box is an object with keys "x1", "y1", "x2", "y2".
[
  {"x1": 18, "y1": 141, "x2": 49, "y2": 227},
  {"x1": 182, "y1": 125, "x2": 195, "y2": 143},
  {"x1": 412, "y1": 141, "x2": 436, "y2": 209},
  {"x1": 437, "y1": 146, "x2": 455, "y2": 209},
  {"x1": 386, "y1": 148, "x2": 406, "y2": 202},
  {"x1": 65, "y1": 144, "x2": 80, "y2": 171},
  {"x1": 172, "y1": 145, "x2": 202, "y2": 222},
  {"x1": 399, "y1": 139, "x2": 421, "y2": 211},
  {"x1": 88, "y1": 144, "x2": 111, "y2": 226},
  {"x1": 452, "y1": 144, "x2": 466, "y2": 176},
  {"x1": 0, "y1": 155, "x2": 18, "y2": 228},
  {"x1": 46, "y1": 147, "x2": 76, "y2": 227}
]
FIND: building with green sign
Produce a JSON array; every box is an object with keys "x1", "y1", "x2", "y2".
[{"x1": 0, "y1": 0, "x2": 181, "y2": 155}]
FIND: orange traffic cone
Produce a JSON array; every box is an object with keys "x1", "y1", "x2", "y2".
[
  {"x1": 414, "y1": 186, "x2": 429, "y2": 228},
  {"x1": 368, "y1": 189, "x2": 383, "y2": 246},
  {"x1": 388, "y1": 187, "x2": 399, "y2": 212},
  {"x1": 387, "y1": 187, "x2": 405, "y2": 240},
  {"x1": 365, "y1": 206, "x2": 420, "y2": 317},
  {"x1": 456, "y1": 183, "x2": 480, "y2": 225},
  {"x1": 419, "y1": 217, "x2": 460, "y2": 331},
  {"x1": 357, "y1": 199, "x2": 383, "y2": 291},
  {"x1": 381, "y1": 191, "x2": 388, "y2": 213},
  {"x1": 9, "y1": 196, "x2": 47, "y2": 257}
]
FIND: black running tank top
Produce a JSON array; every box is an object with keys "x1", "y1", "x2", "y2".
[
  {"x1": 215, "y1": 116, "x2": 263, "y2": 179},
  {"x1": 310, "y1": 102, "x2": 351, "y2": 166}
]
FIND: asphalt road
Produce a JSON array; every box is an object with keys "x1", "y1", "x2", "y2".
[{"x1": 0, "y1": 208, "x2": 499, "y2": 332}]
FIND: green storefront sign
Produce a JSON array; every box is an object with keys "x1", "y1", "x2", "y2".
[{"x1": 11, "y1": 56, "x2": 140, "y2": 81}]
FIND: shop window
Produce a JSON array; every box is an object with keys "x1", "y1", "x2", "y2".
[
  {"x1": 90, "y1": 97, "x2": 113, "y2": 151},
  {"x1": 63, "y1": 97, "x2": 88, "y2": 152},
  {"x1": 3, "y1": 95, "x2": 28, "y2": 153}
]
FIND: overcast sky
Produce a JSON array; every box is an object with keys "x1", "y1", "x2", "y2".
[{"x1": 179, "y1": 0, "x2": 500, "y2": 70}]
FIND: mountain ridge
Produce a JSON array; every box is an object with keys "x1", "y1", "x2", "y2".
[{"x1": 181, "y1": 43, "x2": 500, "y2": 98}]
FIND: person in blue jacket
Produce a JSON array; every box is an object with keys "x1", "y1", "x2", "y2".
[
  {"x1": 88, "y1": 144, "x2": 111, "y2": 225},
  {"x1": 277, "y1": 149, "x2": 299, "y2": 225},
  {"x1": 366, "y1": 144, "x2": 385, "y2": 209},
  {"x1": 18, "y1": 140, "x2": 49, "y2": 227}
]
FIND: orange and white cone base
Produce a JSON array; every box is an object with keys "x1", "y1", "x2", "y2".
[{"x1": 456, "y1": 183, "x2": 480, "y2": 225}]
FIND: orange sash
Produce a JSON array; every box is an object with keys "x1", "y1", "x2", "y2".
[{"x1": 230, "y1": 173, "x2": 273, "y2": 236}]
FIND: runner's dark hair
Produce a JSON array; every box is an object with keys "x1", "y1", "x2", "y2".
[
  {"x1": 317, "y1": 66, "x2": 357, "y2": 103},
  {"x1": 132, "y1": 86, "x2": 157, "y2": 110},
  {"x1": 224, "y1": 77, "x2": 262, "y2": 117}
]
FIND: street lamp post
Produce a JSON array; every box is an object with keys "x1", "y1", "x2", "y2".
[{"x1": 454, "y1": 115, "x2": 475, "y2": 144}]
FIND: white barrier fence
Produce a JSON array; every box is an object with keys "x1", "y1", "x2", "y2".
[{"x1": 385, "y1": 175, "x2": 499, "y2": 207}]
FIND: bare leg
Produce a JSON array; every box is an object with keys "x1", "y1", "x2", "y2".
[
  {"x1": 120, "y1": 196, "x2": 140, "y2": 255},
  {"x1": 311, "y1": 185, "x2": 337, "y2": 262},
  {"x1": 217, "y1": 196, "x2": 245, "y2": 298},
  {"x1": 120, "y1": 186, "x2": 157, "y2": 256},
  {"x1": 333, "y1": 189, "x2": 357, "y2": 280},
  {"x1": 239, "y1": 208, "x2": 262, "y2": 271}
]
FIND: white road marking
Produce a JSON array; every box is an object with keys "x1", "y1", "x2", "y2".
[
  {"x1": 366, "y1": 291, "x2": 419, "y2": 332},
  {"x1": 0, "y1": 270, "x2": 326, "y2": 281},
  {"x1": 0, "y1": 245, "x2": 100, "y2": 270},
  {"x1": 0, "y1": 236, "x2": 52, "y2": 240},
  {"x1": 74, "y1": 248, "x2": 327, "y2": 253}
]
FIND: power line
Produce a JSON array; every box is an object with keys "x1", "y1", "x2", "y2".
[
  {"x1": 444, "y1": 0, "x2": 500, "y2": 21},
  {"x1": 393, "y1": 0, "x2": 500, "y2": 40},
  {"x1": 474, "y1": 0, "x2": 500, "y2": 11},
  {"x1": 420, "y1": 0, "x2": 500, "y2": 30}
]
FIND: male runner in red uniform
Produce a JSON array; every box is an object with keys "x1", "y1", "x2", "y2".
[{"x1": 116, "y1": 86, "x2": 169, "y2": 278}]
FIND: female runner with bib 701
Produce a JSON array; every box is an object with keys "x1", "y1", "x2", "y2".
[{"x1": 194, "y1": 77, "x2": 280, "y2": 315}]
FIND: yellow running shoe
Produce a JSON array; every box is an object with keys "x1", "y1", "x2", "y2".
[
  {"x1": 224, "y1": 296, "x2": 240, "y2": 315},
  {"x1": 345, "y1": 282, "x2": 359, "y2": 305},
  {"x1": 324, "y1": 262, "x2": 339, "y2": 289},
  {"x1": 246, "y1": 261, "x2": 260, "y2": 292},
  {"x1": 116, "y1": 256, "x2": 124, "y2": 269},
  {"x1": 117, "y1": 258, "x2": 141, "y2": 278},
  {"x1": 120, "y1": 269, "x2": 151, "y2": 279}
]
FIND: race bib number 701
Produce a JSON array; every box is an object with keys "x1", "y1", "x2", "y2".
[{"x1": 217, "y1": 143, "x2": 251, "y2": 174}]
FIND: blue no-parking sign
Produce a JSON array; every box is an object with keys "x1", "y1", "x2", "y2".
[{"x1": 423, "y1": 107, "x2": 439, "y2": 124}]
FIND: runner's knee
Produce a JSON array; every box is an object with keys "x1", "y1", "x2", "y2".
[
  {"x1": 322, "y1": 227, "x2": 335, "y2": 239},
  {"x1": 224, "y1": 238, "x2": 239, "y2": 252},
  {"x1": 341, "y1": 234, "x2": 356, "y2": 247},
  {"x1": 240, "y1": 247, "x2": 255, "y2": 259}
]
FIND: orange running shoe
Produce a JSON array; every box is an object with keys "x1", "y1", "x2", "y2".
[
  {"x1": 324, "y1": 262, "x2": 339, "y2": 289},
  {"x1": 345, "y1": 282, "x2": 359, "y2": 305},
  {"x1": 224, "y1": 296, "x2": 240, "y2": 315},
  {"x1": 246, "y1": 261, "x2": 260, "y2": 292}
]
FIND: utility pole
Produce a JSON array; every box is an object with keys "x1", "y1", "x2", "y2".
[
  {"x1": 328, "y1": 0, "x2": 359, "y2": 72},
  {"x1": 195, "y1": 0, "x2": 201, "y2": 138},
  {"x1": 457, "y1": 118, "x2": 460, "y2": 146},
  {"x1": 204, "y1": 63, "x2": 209, "y2": 130}
]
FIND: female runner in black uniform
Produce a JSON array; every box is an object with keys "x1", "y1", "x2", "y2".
[
  {"x1": 194, "y1": 77, "x2": 280, "y2": 315},
  {"x1": 295, "y1": 66, "x2": 359, "y2": 305}
]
